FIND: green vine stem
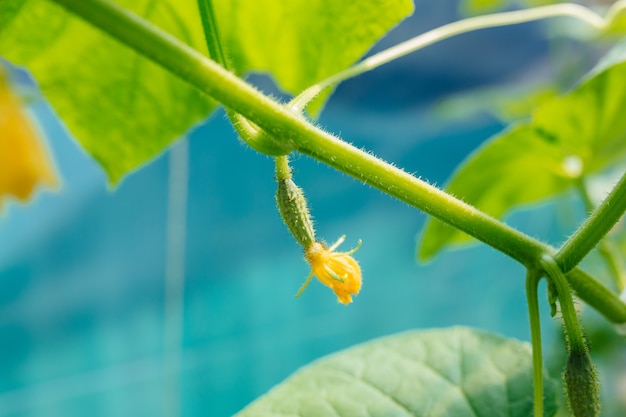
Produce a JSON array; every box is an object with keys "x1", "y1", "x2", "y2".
[
  {"x1": 46, "y1": 0, "x2": 626, "y2": 323},
  {"x1": 46, "y1": 0, "x2": 544, "y2": 262},
  {"x1": 541, "y1": 256, "x2": 586, "y2": 352},
  {"x1": 275, "y1": 155, "x2": 291, "y2": 182},
  {"x1": 556, "y1": 171, "x2": 626, "y2": 275},
  {"x1": 196, "y1": 0, "x2": 227, "y2": 69},
  {"x1": 566, "y1": 267, "x2": 626, "y2": 324},
  {"x1": 290, "y1": 1, "x2": 626, "y2": 112},
  {"x1": 525, "y1": 269, "x2": 544, "y2": 417},
  {"x1": 571, "y1": 177, "x2": 626, "y2": 291},
  {"x1": 598, "y1": 244, "x2": 626, "y2": 292},
  {"x1": 196, "y1": 0, "x2": 285, "y2": 155}
]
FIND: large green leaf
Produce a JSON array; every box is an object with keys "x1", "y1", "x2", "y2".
[
  {"x1": 235, "y1": 327, "x2": 561, "y2": 417},
  {"x1": 1, "y1": 0, "x2": 413, "y2": 183},
  {"x1": 419, "y1": 41, "x2": 626, "y2": 261},
  {"x1": 213, "y1": 0, "x2": 413, "y2": 113},
  {"x1": 0, "y1": 0, "x2": 215, "y2": 183}
]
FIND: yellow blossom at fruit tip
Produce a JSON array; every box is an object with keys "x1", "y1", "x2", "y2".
[{"x1": 296, "y1": 235, "x2": 362, "y2": 305}]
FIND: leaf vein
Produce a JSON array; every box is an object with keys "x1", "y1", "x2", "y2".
[{"x1": 318, "y1": 365, "x2": 415, "y2": 416}]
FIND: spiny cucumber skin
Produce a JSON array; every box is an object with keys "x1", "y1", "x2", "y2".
[
  {"x1": 277, "y1": 178, "x2": 315, "y2": 249},
  {"x1": 564, "y1": 349, "x2": 600, "y2": 417}
]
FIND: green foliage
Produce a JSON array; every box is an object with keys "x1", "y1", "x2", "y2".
[
  {"x1": 435, "y1": 83, "x2": 558, "y2": 124},
  {"x1": 461, "y1": 0, "x2": 559, "y2": 15},
  {"x1": 4, "y1": 1, "x2": 626, "y2": 413},
  {"x1": 419, "y1": 41, "x2": 626, "y2": 261},
  {"x1": 235, "y1": 327, "x2": 561, "y2": 417},
  {"x1": 212, "y1": 0, "x2": 414, "y2": 113},
  {"x1": 0, "y1": 0, "x2": 215, "y2": 183},
  {"x1": 462, "y1": 0, "x2": 506, "y2": 14},
  {"x1": 0, "y1": 0, "x2": 413, "y2": 183},
  {"x1": 606, "y1": 2, "x2": 626, "y2": 36}
]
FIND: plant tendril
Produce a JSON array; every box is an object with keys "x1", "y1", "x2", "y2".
[{"x1": 291, "y1": 2, "x2": 626, "y2": 113}]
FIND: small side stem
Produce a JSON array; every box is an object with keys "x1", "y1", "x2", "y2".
[
  {"x1": 197, "y1": 0, "x2": 228, "y2": 69},
  {"x1": 275, "y1": 155, "x2": 291, "y2": 181},
  {"x1": 556, "y1": 171, "x2": 626, "y2": 274},
  {"x1": 526, "y1": 268, "x2": 544, "y2": 417},
  {"x1": 197, "y1": 0, "x2": 285, "y2": 155},
  {"x1": 566, "y1": 267, "x2": 626, "y2": 324},
  {"x1": 574, "y1": 177, "x2": 626, "y2": 291},
  {"x1": 541, "y1": 255, "x2": 585, "y2": 352},
  {"x1": 598, "y1": 243, "x2": 626, "y2": 292}
]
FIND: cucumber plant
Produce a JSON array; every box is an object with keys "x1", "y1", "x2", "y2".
[{"x1": 2, "y1": 0, "x2": 626, "y2": 415}]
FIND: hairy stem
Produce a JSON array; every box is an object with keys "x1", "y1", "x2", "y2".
[
  {"x1": 525, "y1": 269, "x2": 544, "y2": 417},
  {"x1": 557, "y1": 172, "x2": 626, "y2": 274},
  {"x1": 196, "y1": 1, "x2": 303, "y2": 200},
  {"x1": 47, "y1": 0, "x2": 626, "y2": 323},
  {"x1": 541, "y1": 255, "x2": 586, "y2": 352},
  {"x1": 566, "y1": 268, "x2": 626, "y2": 324},
  {"x1": 48, "y1": 0, "x2": 545, "y2": 263},
  {"x1": 574, "y1": 177, "x2": 626, "y2": 291},
  {"x1": 196, "y1": 0, "x2": 281, "y2": 154},
  {"x1": 275, "y1": 155, "x2": 291, "y2": 181},
  {"x1": 598, "y1": 244, "x2": 626, "y2": 292}
]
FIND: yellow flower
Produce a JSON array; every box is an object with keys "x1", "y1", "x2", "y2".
[
  {"x1": 296, "y1": 235, "x2": 362, "y2": 305},
  {"x1": 0, "y1": 68, "x2": 58, "y2": 209}
]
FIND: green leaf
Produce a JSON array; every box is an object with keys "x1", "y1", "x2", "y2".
[
  {"x1": 1, "y1": 0, "x2": 413, "y2": 183},
  {"x1": 235, "y1": 327, "x2": 560, "y2": 417},
  {"x1": 606, "y1": 3, "x2": 626, "y2": 36},
  {"x1": 435, "y1": 83, "x2": 558, "y2": 124},
  {"x1": 212, "y1": 0, "x2": 414, "y2": 115},
  {"x1": 460, "y1": 0, "x2": 558, "y2": 15},
  {"x1": 419, "y1": 40, "x2": 626, "y2": 261},
  {"x1": 0, "y1": 0, "x2": 216, "y2": 184},
  {"x1": 461, "y1": 0, "x2": 507, "y2": 14}
]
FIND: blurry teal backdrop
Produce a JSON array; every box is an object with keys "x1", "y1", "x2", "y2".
[{"x1": 0, "y1": 1, "x2": 611, "y2": 416}]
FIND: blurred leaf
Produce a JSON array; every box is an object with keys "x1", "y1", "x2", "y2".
[
  {"x1": 527, "y1": 0, "x2": 561, "y2": 5},
  {"x1": 0, "y1": 0, "x2": 216, "y2": 184},
  {"x1": 435, "y1": 83, "x2": 558, "y2": 123},
  {"x1": 1, "y1": 0, "x2": 413, "y2": 183},
  {"x1": 0, "y1": 67, "x2": 58, "y2": 209},
  {"x1": 235, "y1": 327, "x2": 561, "y2": 417},
  {"x1": 212, "y1": 0, "x2": 414, "y2": 115},
  {"x1": 461, "y1": 0, "x2": 507, "y2": 14},
  {"x1": 460, "y1": 0, "x2": 559, "y2": 15},
  {"x1": 606, "y1": 1, "x2": 626, "y2": 36},
  {"x1": 419, "y1": 40, "x2": 626, "y2": 261}
]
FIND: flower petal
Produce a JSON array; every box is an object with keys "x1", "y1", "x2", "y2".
[{"x1": 0, "y1": 69, "x2": 58, "y2": 208}]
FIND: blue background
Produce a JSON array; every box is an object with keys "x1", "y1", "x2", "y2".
[{"x1": 2, "y1": 1, "x2": 623, "y2": 416}]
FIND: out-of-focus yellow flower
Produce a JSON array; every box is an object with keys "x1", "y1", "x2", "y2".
[
  {"x1": 296, "y1": 235, "x2": 362, "y2": 305},
  {"x1": 0, "y1": 68, "x2": 58, "y2": 209}
]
